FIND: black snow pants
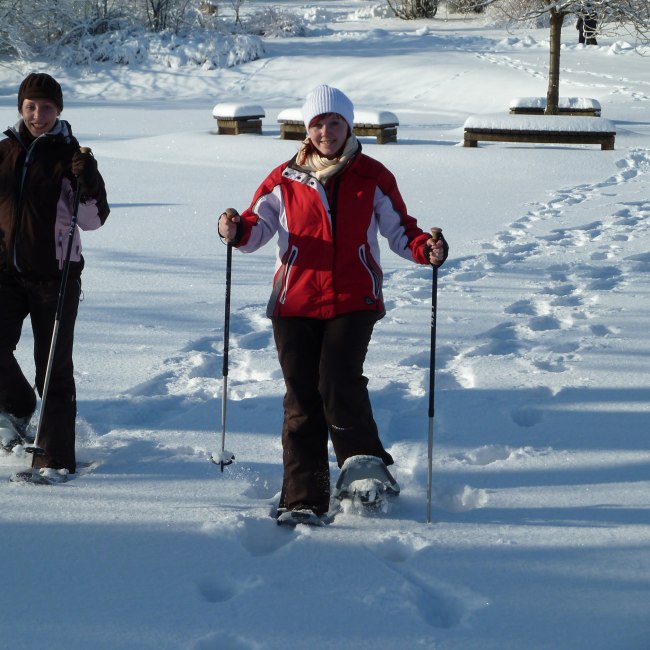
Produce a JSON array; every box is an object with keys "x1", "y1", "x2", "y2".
[
  {"x1": 272, "y1": 312, "x2": 394, "y2": 515},
  {"x1": 0, "y1": 273, "x2": 80, "y2": 473}
]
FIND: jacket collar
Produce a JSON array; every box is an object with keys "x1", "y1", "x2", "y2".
[{"x1": 4, "y1": 118, "x2": 72, "y2": 149}]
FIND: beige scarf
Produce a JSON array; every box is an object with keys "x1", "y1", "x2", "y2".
[{"x1": 296, "y1": 135, "x2": 359, "y2": 183}]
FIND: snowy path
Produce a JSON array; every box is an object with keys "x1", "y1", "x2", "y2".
[{"x1": 3, "y1": 148, "x2": 648, "y2": 647}]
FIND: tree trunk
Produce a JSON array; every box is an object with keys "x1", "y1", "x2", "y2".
[{"x1": 545, "y1": 9, "x2": 564, "y2": 115}]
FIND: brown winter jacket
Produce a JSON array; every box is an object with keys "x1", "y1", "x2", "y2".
[{"x1": 0, "y1": 119, "x2": 109, "y2": 280}]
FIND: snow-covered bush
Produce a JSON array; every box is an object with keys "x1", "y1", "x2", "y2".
[
  {"x1": 299, "y1": 6, "x2": 336, "y2": 23},
  {"x1": 386, "y1": 0, "x2": 439, "y2": 19},
  {"x1": 349, "y1": 4, "x2": 394, "y2": 20},
  {"x1": 482, "y1": 1, "x2": 550, "y2": 29},
  {"x1": 243, "y1": 7, "x2": 309, "y2": 38},
  {"x1": 55, "y1": 26, "x2": 264, "y2": 68},
  {"x1": 55, "y1": 27, "x2": 150, "y2": 66},
  {"x1": 445, "y1": 0, "x2": 485, "y2": 14},
  {"x1": 149, "y1": 32, "x2": 262, "y2": 70}
]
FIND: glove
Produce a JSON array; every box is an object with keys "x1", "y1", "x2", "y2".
[
  {"x1": 71, "y1": 148, "x2": 99, "y2": 195},
  {"x1": 425, "y1": 228, "x2": 449, "y2": 267}
]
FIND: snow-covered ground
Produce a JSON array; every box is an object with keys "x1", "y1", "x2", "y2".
[{"x1": 1, "y1": 2, "x2": 649, "y2": 649}]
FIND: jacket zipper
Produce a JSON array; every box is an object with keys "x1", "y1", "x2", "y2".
[
  {"x1": 327, "y1": 175, "x2": 342, "y2": 237},
  {"x1": 11, "y1": 143, "x2": 34, "y2": 271}
]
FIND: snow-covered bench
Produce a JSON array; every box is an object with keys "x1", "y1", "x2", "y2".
[
  {"x1": 212, "y1": 103, "x2": 265, "y2": 135},
  {"x1": 509, "y1": 97, "x2": 602, "y2": 117},
  {"x1": 277, "y1": 108, "x2": 399, "y2": 144},
  {"x1": 353, "y1": 109, "x2": 399, "y2": 144},
  {"x1": 463, "y1": 114, "x2": 615, "y2": 150},
  {"x1": 277, "y1": 108, "x2": 307, "y2": 140}
]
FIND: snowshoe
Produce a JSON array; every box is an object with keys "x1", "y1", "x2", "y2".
[
  {"x1": 0, "y1": 411, "x2": 31, "y2": 435},
  {"x1": 332, "y1": 455, "x2": 400, "y2": 514},
  {"x1": 276, "y1": 508, "x2": 326, "y2": 527},
  {"x1": 333, "y1": 455, "x2": 400, "y2": 500},
  {"x1": 0, "y1": 412, "x2": 32, "y2": 452},
  {"x1": 9, "y1": 467, "x2": 69, "y2": 485},
  {"x1": 346, "y1": 478, "x2": 389, "y2": 510},
  {"x1": 1, "y1": 427, "x2": 22, "y2": 453}
]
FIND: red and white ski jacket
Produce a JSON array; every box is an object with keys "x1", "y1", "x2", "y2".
[{"x1": 235, "y1": 146, "x2": 431, "y2": 319}]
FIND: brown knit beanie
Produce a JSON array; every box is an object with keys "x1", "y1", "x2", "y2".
[{"x1": 18, "y1": 73, "x2": 64, "y2": 113}]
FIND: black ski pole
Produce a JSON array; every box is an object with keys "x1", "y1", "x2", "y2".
[
  {"x1": 426, "y1": 227, "x2": 442, "y2": 524},
  {"x1": 211, "y1": 213, "x2": 236, "y2": 471},
  {"x1": 25, "y1": 148, "x2": 88, "y2": 458}
]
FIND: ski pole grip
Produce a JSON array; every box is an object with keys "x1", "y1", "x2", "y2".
[
  {"x1": 221, "y1": 208, "x2": 238, "y2": 220},
  {"x1": 220, "y1": 209, "x2": 240, "y2": 243},
  {"x1": 430, "y1": 227, "x2": 443, "y2": 241},
  {"x1": 73, "y1": 147, "x2": 93, "y2": 182}
]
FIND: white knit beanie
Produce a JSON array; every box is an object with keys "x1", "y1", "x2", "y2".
[{"x1": 302, "y1": 85, "x2": 354, "y2": 131}]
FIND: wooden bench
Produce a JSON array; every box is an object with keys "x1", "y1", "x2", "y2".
[
  {"x1": 509, "y1": 97, "x2": 601, "y2": 117},
  {"x1": 463, "y1": 114, "x2": 615, "y2": 150},
  {"x1": 353, "y1": 110, "x2": 399, "y2": 144},
  {"x1": 277, "y1": 108, "x2": 399, "y2": 144},
  {"x1": 212, "y1": 103, "x2": 265, "y2": 135},
  {"x1": 277, "y1": 108, "x2": 307, "y2": 140}
]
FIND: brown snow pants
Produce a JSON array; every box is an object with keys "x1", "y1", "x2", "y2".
[
  {"x1": 0, "y1": 274, "x2": 80, "y2": 473},
  {"x1": 272, "y1": 312, "x2": 394, "y2": 515}
]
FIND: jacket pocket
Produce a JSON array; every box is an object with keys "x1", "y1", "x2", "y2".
[
  {"x1": 56, "y1": 228, "x2": 65, "y2": 270},
  {"x1": 358, "y1": 245, "x2": 381, "y2": 299},
  {"x1": 279, "y1": 245, "x2": 298, "y2": 304},
  {"x1": 55, "y1": 226, "x2": 82, "y2": 270}
]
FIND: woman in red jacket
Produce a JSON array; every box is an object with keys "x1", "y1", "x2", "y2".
[{"x1": 218, "y1": 85, "x2": 447, "y2": 525}]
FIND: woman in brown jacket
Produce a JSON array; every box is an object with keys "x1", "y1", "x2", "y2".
[{"x1": 0, "y1": 73, "x2": 110, "y2": 482}]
